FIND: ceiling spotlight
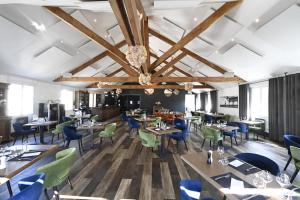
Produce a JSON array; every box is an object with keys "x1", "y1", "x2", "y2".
[
  {"x1": 215, "y1": 50, "x2": 219, "y2": 54},
  {"x1": 60, "y1": 40, "x2": 64, "y2": 44},
  {"x1": 193, "y1": 17, "x2": 197, "y2": 22},
  {"x1": 231, "y1": 38, "x2": 235, "y2": 42},
  {"x1": 255, "y1": 18, "x2": 260, "y2": 23},
  {"x1": 93, "y1": 19, "x2": 97, "y2": 23}
]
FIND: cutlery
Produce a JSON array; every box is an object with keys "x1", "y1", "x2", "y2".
[
  {"x1": 215, "y1": 174, "x2": 231, "y2": 181},
  {"x1": 245, "y1": 166, "x2": 256, "y2": 172},
  {"x1": 242, "y1": 195, "x2": 258, "y2": 200}
]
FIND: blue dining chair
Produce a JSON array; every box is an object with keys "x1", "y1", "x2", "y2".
[
  {"x1": 8, "y1": 173, "x2": 45, "y2": 200},
  {"x1": 222, "y1": 122, "x2": 239, "y2": 147},
  {"x1": 283, "y1": 134, "x2": 300, "y2": 170},
  {"x1": 204, "y1": 115, "x2": 213, "y2": 124},
  {"x1": 235, "y1": 153, "x2": 280, "y2": 176},
  {"x1": 127, "y1": 117, "x2": 140, "y2": 135},
  {"x1": 63, "y1": 125, "x2": 84, "y2": 155},
  {"x1": 180, "y1": 179, "x2": 214, "y2": 200},
  {"x1": 120, "y1": 113, "x2": 128, "y2": 122},
  {"x1": 12, "y1": 122, "x2": 37, "y2": 145},
  {"x1": 167, "y1": 124, "x2": 189, "y2": 151},
  {"x1": 237, "y1": 122, "x2": 249, "y2": 141},
  {"x1": 174, "y1": 118, "x2": 186, "y2": 128}
]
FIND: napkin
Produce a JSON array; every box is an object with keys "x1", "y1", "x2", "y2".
[
  {"x1": 179, "y1": 186, "x2": 201, "y2": 199},
  {"x1": 21, "y1": 152, "x2": 41, "y2": 158},
  {"x1": 230, "y1": 178, "x2": 244, "y2": 190},
  {"x1": 229, "y1": 160, "x2": 244, "y2": 168}
]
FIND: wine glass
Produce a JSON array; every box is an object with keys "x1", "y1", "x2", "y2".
[
  {"x1": 276, "y1": 172, "x2": 292, "y2": 199},
  {"x1": 252, "y1": 173, "x2": 266, "y2": 189},
  {"x1": 260, "y1": 170, "x2": 273, "y2": 184}
]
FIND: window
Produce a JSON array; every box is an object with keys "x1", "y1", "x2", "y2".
[
  {"x1": 185, "y1": 94, "x2": 195, "y2": 112},
  {"x1": 60, "y1": 90, "x2": 73, "y2": 110},
  {"x1": 89, "y1": 93, "x2": 97, "y2": 107},
  {"x1": 250, "y1": 84, "x2": 268, "y2": 119},
  {"x1": 195, "y1": 94, "x2": 200, "y2": 110},
  {"x1": 7, "y1": 84, "x2": 34, "y2": 116}
]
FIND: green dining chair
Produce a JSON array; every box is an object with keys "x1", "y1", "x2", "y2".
[
  {"x1": 150, "y1": 117, "x2": 161, "y2": 127},
  {"x1": 98, "y1": 123, "x2": 117, "y2": 146},
  {"x1": 223, "y1": 114, "x2": 231, "y2": 123},
  {"x1": 51, "y1": 121, "x2": 73, "y2": 144},
  {"x1": 201, "y1": 127, "x2": 223, "y2": 150},
  {"x1": 290, "y1": 146, "x2": 300, "y2": 183},
  {"x1": 138, "y1": 129, "x2": 160, "y2": 152},
  {"x1": 190, "y1": 116, "x2": 202, "y2": 132},
  {"x1": 36, "y1": 148, "x2": 76, "y2": 200},
  {"x1": 91, "y1": 115, "x2": 100, "y2": 123}
]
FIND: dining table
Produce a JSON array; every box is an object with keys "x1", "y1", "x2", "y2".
[
  {"x1": 146, "y1": 126, "x2": 181, "y2": 156},
  {"x1": 0, "y1": 144, "x2": 59, "y2": 197},
  {"x1": 77, "y1": 122, "x2": 107, "y2": 148},
  {"x1": 23, "y1": 120, "x2": 57, "y2": 144},
  {"x1": 235, "y1": 120, "x2": 265, "y2": 139},
  {"x1": 181, "y1": 151, "x2": 299, "y2": 200},
  {"x1": 134, "y1": 117, "x2": 156, "y2": 128}
]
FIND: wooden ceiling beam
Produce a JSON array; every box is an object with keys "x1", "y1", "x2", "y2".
[
  {"x1": 108, "y1": 0, "x2": 134, "y2": 45},
  {"x1": 142, "y1": 17, "x2": 150, "y2": 73},
  {"x1": 58, "y1": 76, "x2": 242, "y2": 83},
  {"x1": 149, "y1": 1, "x2": 241, "y2": 71},
  {"x1": 86, "y1": 67, "x2": 124, "y2": 88},
  {"x1": 44, "y1": 6, "x2": 138, "y2": 76},
  {"x1": 152, "y1": 52, "x2": 186, "y2": 77},
  {"x1": 53, "y1": 40, "x2": 126, "y2": 82},
  {"x1": 90, "y1": 84, "x2": 210, "y2": 89}
]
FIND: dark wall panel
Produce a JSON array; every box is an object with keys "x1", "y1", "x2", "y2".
[{"x1": 122, "y1": 89, "x2": 187, "y2": 113}]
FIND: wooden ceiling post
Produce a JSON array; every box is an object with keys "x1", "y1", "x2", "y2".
[
  {"x1": 45, "y1": 6, "x2": 138, "y2": 76},
  {"x1": 150, "y1": 1, "x2": 241, "y2": 70}
]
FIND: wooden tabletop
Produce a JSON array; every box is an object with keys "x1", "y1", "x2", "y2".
[
  {"x1": 134, "y1": 117, "x2": 156, "y2": 122},
  {"x1": 181, "y1": 151, "x2": 291, "y2": 200},
  {"x1": 77, "y1": 122, "x2": 107, "y2": 130},
  {"x1": 235, "y1": 120, "x2": 264, "y2": 126},
  {"x1": 206, "y1": 125, "x2": 240, "y2": 132},
  {"x1": 24, "y1": 121, "x2": 57, "y2": 127},
  {"x1": 146, "y1": 127, "x2": 180, "y2": 135},
  {"x1": 0, "y1": 145, "x2": 59, "y2": 179}
]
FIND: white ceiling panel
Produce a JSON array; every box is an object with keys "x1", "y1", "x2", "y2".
[
  {"x1": 79, "y1": 41, "x2": 105, "y2": 58},
  {"x1": 95, "y1": 56, "x2": 115, "y2": 71},
  {"x1": 0, "y1": 16, "x2": 35, "y2": 55},
  {"x1": 255, "y1": 4, "x2": 300, "y2": 52},
  {"x1": 74, "y1": 66, "x2": 97, "y2": 77},
  {"x1": 49, "y1": 19, "x2": 88, "y2": 47},
  {"x1": 108, "y1": 25, "x2": 125, "y2": 45},
  {"x1": 34, "y1": 46, "x2": 72, "y2": 67},
  {"x1": 186, "y1": 37, "x2": 215, "y2": 57},
  {"x1": 202, "y1": 10, "x2": 243, "y2": 47}
]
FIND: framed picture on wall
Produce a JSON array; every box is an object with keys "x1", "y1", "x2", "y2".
[{"x1": 220, "y1": 96, "x2": 238, "y2": 108}]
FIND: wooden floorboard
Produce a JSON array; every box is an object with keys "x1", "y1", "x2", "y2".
[{"x1": 1, "y1": 119, "x2": 300, "y2": 200}]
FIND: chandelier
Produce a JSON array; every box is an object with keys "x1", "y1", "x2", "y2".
[
  {"x1": 139, "y1": 73, "x2": 151, "y2": 85},
  {"x1": 97, "y1": 82, "x2": 108, "y2": 88},
  {"x1": 144, "y1": 88, "x2": 154, "y2": 95},
  {"x1": 164, "y1": 89, "x2": 172, "y2": 97},
  {"x1": 173, "y1": 89, "x2": 180, "y2": 95},
  {"x1": 126, "y1": 45, "x2": 147, "y2": 68},
  {"x1": 116, "y1": 89, "x2": 122, "y2": 95},
  {"x1": 185, "y1": 83, "x2": 193, "y2": 91}
]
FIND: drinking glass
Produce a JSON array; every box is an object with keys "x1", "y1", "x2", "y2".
[
  {"x1": 276, "y1": 172, "x2": 292, "y2": 199},
  {"x1": 260, "y1": 170, "x2": 273, "y2": 184},
  {"x1": 217, "y1": 146, "x2": 224, "y2": 161},
  {"x1": 252, "y1": 173, "x2": 266, "y2": 189}
]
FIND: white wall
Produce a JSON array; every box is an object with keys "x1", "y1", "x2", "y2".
[
  {"x1": 0, "y1": 74, "x2": 77, "y2": 117},
  {"x1": 217, "y1": 86, "x2": 239, "y2": 120}
]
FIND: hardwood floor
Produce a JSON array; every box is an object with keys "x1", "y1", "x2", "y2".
[{"x1": 0, "y1": 119, "x2": 299, "y2": 200}]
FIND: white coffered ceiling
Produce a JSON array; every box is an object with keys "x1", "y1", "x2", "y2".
[{"x1": 0, "y1": 0, "x2": 299, "y2": 90}]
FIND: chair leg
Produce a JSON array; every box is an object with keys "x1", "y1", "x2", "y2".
[
  {"x1": 230, "y1": 137, "x2": 233, "y2": 148},
  {"x1": 13, "y1": 136, "x2": 17, "y2": 145},
  {"x1": 284, "y1": 156, "x2": 292, "y2": 171},
  {"x1": 234, "y1": 137, "x2": 238, "y2": 146},
  {"x1": 44, "y1": 189, "x2": 50, "y2": 200},
  {"x1": 110, "y1": 137, "x2": 114, "y2": 144},
  {"x1": 209, "y1": 140, "x2": 212, "y2": 147},
  {"x1": 67, "y1": 177, "x2": 73, "y2": 190},
  {"x1": 176, "y1": 141, "x2": 179, "y2": 151},
  {"x1": 33, "y1": 133, "x2": 37, "y2": 143},
  {"x1": 78, "y1": 140, "x2": 83, "y2": 155},
  {"x1": 183, "y1": 139, "x2": 188, "y2": 151},
  {"x1": 51, "y1": 134, "x2": 55, "y2": 144},
  {"x1": 99, "y1": 137, "x2": 103, "y2": 148},
  {"x1": 57, "y1": 133, "x2": 60, "y2": 140},
  {"x1": 80, "y1": 139, "x2": 84, "y2": 151},
  {"x1": 290, "y1": 169, "x2": 299, "y2": 183},
  {"x1": 140, "y1": 145, "x2": 144, "y2": 152},
  {"x1": 201, "y1": 139, "x2": 206, "y2": 149}
]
